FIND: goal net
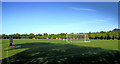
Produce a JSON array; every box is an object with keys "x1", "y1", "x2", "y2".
[{"x1": 66, "y1": 34, "x2": 90, "y2": 42}]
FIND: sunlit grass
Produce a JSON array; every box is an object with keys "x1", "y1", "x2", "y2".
[{"x1": 1, "y1": 39, "x2": 120, "y2": 64}]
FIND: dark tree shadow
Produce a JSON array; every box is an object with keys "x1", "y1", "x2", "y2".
[{"x1": 2, "y1": 42, "x2": 120, "y2": 64}]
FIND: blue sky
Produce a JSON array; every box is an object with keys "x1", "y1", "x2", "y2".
[{"x1": 2, "y1": 2, "x2": 118, "y2": 34}]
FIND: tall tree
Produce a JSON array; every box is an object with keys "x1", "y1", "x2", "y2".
[
  {"x1": 29, "y1": 33, "x2": 35, "y2": 39},
  {"x1": 43, "y1": 33, "x2": 48, "y2": 36},
  {"x1": 90, "y1": 33, "x2": 96, "y2": 39},
  {"x1": 2, "y1": 34, "x2": 8, "y2": 39}
]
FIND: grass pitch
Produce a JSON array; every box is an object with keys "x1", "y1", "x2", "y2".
[{"x1": 1, "y1": 39, "x2": 120, "y2": 64}]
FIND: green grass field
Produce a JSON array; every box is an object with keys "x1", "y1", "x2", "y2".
[{"x1": 1, "y1": 39, "x2": 120, "y2": 64}]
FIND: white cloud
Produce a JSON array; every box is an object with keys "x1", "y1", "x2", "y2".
[{"x1": 70, "y1": 7, "x2": 96, "y2": 12}]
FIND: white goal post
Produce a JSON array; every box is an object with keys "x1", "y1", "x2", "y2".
[{"x1": 66, "y1": 34, "x2": 90, "y2": 43}]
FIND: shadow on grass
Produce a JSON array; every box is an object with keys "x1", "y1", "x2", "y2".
[{"x1": 2, "y1": 42, "x2": 120, "y2": 64}]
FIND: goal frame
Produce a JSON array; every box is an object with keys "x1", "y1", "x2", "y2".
[{"x1": 66, "y1": 34, "x2": 90, "y2": 43}]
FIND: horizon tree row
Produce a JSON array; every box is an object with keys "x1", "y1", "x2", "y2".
[{"x1": 1, "y1": 28, "x2": 120, "y2": 40}]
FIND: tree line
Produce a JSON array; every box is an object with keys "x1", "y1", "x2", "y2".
[
  {"x1": 0, "y1": 28, "x2": 120, "y2": 40},
  {"x1": 89, "y1": 29, "x2": 120, "y2": 40}
]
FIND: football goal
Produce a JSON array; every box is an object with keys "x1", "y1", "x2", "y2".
[{"x1": 66, "y1": 34, "x2": 90, "y2": 43}]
